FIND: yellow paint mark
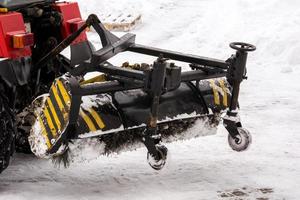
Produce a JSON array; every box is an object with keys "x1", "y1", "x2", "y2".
[
  {"x1": 43, "y1": 107, "x2": 57, "y2": 137},
  {"x1": 89, "y1": 108, "x2": 105, "y2": 129},
  {"x1": 57, "y1": 80, "x2": 71, "y2": 104},
  {"x1": 219, "y1": 79, "x2": 228, "y2": 107},
  {"x1": 210, "y1": 80, "x2": 220, "y2": 105},
  {"x1": 80, "y1": 110, "x2": 97, "y2": 132},
  {"x1": 38, "y1": 116, "x2": 51, "y2": 148},
  {"x1": 47, "y1": 98, "x2": 61, "y2": 131},
  {"x1": 80, "y1": 74, "x2": 106, "y2": 85}
]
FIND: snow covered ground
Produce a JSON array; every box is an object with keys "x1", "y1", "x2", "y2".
[{"x1": 1, "y1": 0, "x2": 300, "y2": 199}]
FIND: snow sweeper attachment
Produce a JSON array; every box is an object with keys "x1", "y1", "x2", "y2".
[{"x1": 29, "y1": 14, "x2": 256, "y2": 170}]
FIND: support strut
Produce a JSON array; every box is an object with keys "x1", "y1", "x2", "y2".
[
  {"x1": 143, "y1": 57, "x2": 168, "y2": 170},
  {"x1": 223, "y1": 42, "x2": 255, "y2": 150}
]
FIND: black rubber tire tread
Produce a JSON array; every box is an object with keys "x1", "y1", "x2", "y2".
[{"x1": 0, "y1": 95, "x2": 15, "y2": 174}]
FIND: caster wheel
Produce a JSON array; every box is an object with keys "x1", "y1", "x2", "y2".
[
  {"x1": 228, "y1": 128, "x2": 252, "y2": 152},
  {"x1": 147, "y1": 145, "x2": 168, "y2": 170}
]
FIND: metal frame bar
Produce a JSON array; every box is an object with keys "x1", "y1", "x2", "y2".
[{"x1": 129, "y1": 44, "x2": 228, "y2": 69}]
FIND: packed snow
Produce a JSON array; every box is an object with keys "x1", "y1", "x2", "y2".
[{"x1": 1, "y1": 0, "x2": 300, "y2": 199}]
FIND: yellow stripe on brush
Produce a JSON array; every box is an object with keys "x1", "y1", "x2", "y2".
[
  {"x1": 51, "y1": 84, "x2": 65, "y2": 111},
  {"x1": 89, "y1": 108, "x2": 105, "y2": 129},
  {"x1": 79, "y1": 110, "x2": 97, "y2": 132},
  {"x1": 57, "y1": 80, "x2": 71, "y2": 103},
  {"x1": 38, "y1": 116, "x2": 51, "y2": 148},
  {"x1": 47, "y1": 98, "x2": 61, "y2": 131},
  {"x1": 43, "y1": 107, "x2": 57, "y2": 137}
]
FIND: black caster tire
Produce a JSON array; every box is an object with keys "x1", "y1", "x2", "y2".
[
  {"x1": 0, "y1": 96, "x2": 15, "y2": 174},
  {"x1": 147, "y1": 145, "x2": 168, "y2": 170},
  {"x1": 228, "y1": 128, "x2": 252, "y2": 152}
]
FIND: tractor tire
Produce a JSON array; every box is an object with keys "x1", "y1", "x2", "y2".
[{"x1": 0, "y1": 95, "x2": 15, "y2": 174}]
